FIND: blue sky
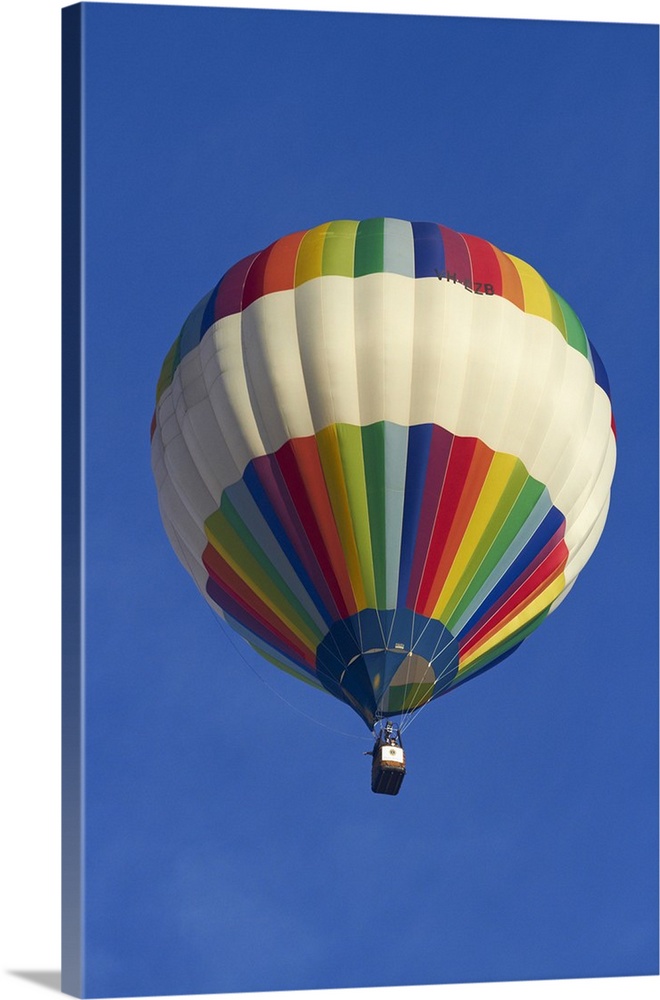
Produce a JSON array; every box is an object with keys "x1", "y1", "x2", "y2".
[{"x1": 60, "y1": 2, "x2": 658, "y2": 997}]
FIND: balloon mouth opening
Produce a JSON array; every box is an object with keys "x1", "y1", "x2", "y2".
[
  {"x1": 314, "y1": 608, "x2": 460, "y2": 730},
  {"x1": 364, "y1": 647, "x2": 439, "y2": 719}
]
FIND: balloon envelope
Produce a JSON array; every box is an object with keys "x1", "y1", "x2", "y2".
[{"x1": 151, "y1": 218, "x2": 616, "y2": 730}]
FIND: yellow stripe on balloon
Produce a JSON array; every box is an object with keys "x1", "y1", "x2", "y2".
[
  {"x1": 204, "y1": 514, "x2": 320, "y2": 652},
  {"x1": 316, "y1": 425, "x2": 368, "y2": 611},
  {"x1": 432, "y1": 452, "x2": 521, "y2": 621},
  {"x1": 457, "y1": 574, "x2": 565, "y2": 671},
  {"x1": 508, "y1": 254, "x2": 561, "y2": 331},
  {"x1": 295, "y1": 223, "x2": 331, "y2": 287}
]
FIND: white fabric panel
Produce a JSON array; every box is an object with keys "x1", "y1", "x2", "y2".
[
  {"x1": 156, "y1": 473, "x2": 209, "y2": 574},
  {"x1": 199, "y1": 313, "x2": 267, "y2": 477},
  {"x1": 525, "y1": 347, "x2": 602, "y2": 500},
  {"x1": 508, "y1": 313, "x2": 569, "y2": 467},
  {"x1": 408, "y1": 276, "x2": 449, "y2": 427},
  {"x1": 180, "y1": 396, "x2": 242, "y2": 502},
  {"x1": 547, "y1": 577, "x2": 576, "y2": 615},
  {"x1": 155, "y1": 380, "x2": 217, "y2": 529},
  {"x1": 241, "y1": 291, "x2": 315, "y2": 449},
  {"x1": 154, "y1": 271, "x2": 614, "y2": 588},
  {"x1": 458, "y1": 291, "x2": 530, "y2": 448},
  {"x1": 351, "y1": 272, "x2": 416, "y2": 427},
  {"x1": 170, "y1": 365, "x2": 223, "y2": 515},
  {"x1": 353, "y1": 272, "x2": 386, "y2": 425},
  {"x1": 563, "y1": 496, "x2": 610, "y2": 585},
  {"x1": 156, "y1": 472, "x2": 223, "y2": 618},
  {"x1": 551, "y1": 395, "x2": 615, "y2": 519},
  {"x1": 407, "y1": 279, "x2": 609, "y2": 531},
  {"x1": 379, "y1": 272, "x2": 415, "y2": 427},
  {"x1": 176, "y1": 347, "x2": 238, "y2": 502},
  {"x1": 157, "y1": 382, "x2": 182, "y2": 448},
  {"x1": 563, "y1": 436, "x2": 616, "y2": 554},
  {"x1": 426, "y1": 281, "x2": 477, "y2": 434},
  {"x1": 295, "y1": 277, "x2": 361, "y2": 428},
  {"x1": 150, "y1": 430, "x2": 168, "y2": 491}
]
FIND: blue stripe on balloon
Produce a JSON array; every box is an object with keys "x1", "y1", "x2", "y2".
[
  {"x1": 411, "y1": 221, "x2": 446, "y2": 278},
  {"x1": 221, "y1": 610, "x2": 324, "y2": 688},
  {"x1": 457, "y1": 505, "x2": 565, "y2": 639},
  {"x1": 589, "y1": 340, "x2": 612, "y2": 400},
  {"x1": 443, "y1": 640, "x2": 524, "y2": 695},
  {"x1": 383, "y1": 218, "x2": 416, "y2": 277},
  {"x1": 200, "y1": 277, "x2": 223, "y2": 341},
  {"x1": 383, "y1": 423, "x2": 408, "y2": 607},
  {"x1": 241, "y1": 463, "x2": 335, "y2": 628},
  {"x1": 205, "y1": 577, "x2": 310, "y2": 672},
  {"x1": 397, "y1": 424, "x2": 434, "y2": 607},
  {"x1": 178, "y1": 288, "x2": 215, "y2": 362}
]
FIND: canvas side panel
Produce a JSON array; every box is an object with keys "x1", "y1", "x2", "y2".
[{"x1": 61, "y1": 4, "x2": 84, "y2": 997}]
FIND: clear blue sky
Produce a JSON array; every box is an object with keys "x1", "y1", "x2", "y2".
[{"x1": 71, "y1": 3, "x2": 657, "y2": 997}]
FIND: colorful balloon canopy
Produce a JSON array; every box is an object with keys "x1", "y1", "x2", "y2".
[{"x1": 151, "y1": 218, "x2": 616, "y2": 730}]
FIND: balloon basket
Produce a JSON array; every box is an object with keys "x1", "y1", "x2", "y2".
[{"x1": 369, "y1": 721, "x2": 406, "y2": 796}]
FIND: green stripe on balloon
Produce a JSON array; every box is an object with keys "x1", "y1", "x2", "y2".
[
  {"x1": 336, "y1": 422, "x2": 377, "y2": 606},
  {"x1": 206, "y1": 498, "x2": 324, "y2": 649},
  {"x1": 362, "y1": 422, "x2": 387, "y2": 607},
  {"x1": 445, "y1": 473, "x2": 546, "y2": 630},
  {"x1": 354, "y1": 217, "x2": 385, "y2": 276},
  {"x1": 456, "y1": 606, "x2": 550, "y2": 679},
  {"x1": 556, "y1": 291, "x2": 590, "y2": 359},
  {"x1": 447, "y1": 485, "x2": 550, "y2": 634}
]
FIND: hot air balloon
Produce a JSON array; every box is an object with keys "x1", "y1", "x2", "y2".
[{"x1": 150, "y1": 218, "x2": 615, "y2": 794}]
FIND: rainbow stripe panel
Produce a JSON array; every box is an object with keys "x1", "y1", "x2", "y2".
[
  {"x1": 151, "y1": 218, "x2": 616, "y2": 730},
  {"x1": 155, "y1": 218, "x2": 612, "y2": 411}
]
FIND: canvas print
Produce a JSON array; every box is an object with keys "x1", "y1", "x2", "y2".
[{"x1": 61, "y1": 3, "x2": 659, "y2": 998}]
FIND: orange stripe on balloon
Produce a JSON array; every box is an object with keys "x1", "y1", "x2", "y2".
[
  {"x1": 492, "y1": 245, "x2": 525, "y2": 310},
  {"x1": 262, "y1": 229, "x2": 306, "y2": 295}
]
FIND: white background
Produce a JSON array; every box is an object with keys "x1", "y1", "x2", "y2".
[{"x1": 0, "y1": 2, "x2": 656, "y2": 999}]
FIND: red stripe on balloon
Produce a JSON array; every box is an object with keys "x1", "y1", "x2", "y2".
[
  {"x1": 213, "y1": 252, "x2": 261, "y2": 322},
  {"x1": 459, "y1": 535, "x2": 568, "y2": 658},
  {"x1": 416, "y1": 437, "x2": 480, "y2": 613},
  {"x1": 462, "y1": 233, "x2": 504, "y2": 297},
  {"x1": 263, "y1": 229, "x2": 307, "y2": 295},
  {"x1": 241, "y1": 245, "x2": 272, "y2": 312},
  {"x1": 202, "y1": 543, "x2": 315, "y2": 667},
  {"x1": 251, "y1": 452, "x2": 343, "y2": 623},
  {"x1": 289, "y1": 437, "x2": 359, "y2": 617},
  {"x1": 438, "y1": 225, "x2": 472, "y2": 285},
  {"x1": 275, "y1": 438, "x2": 354, "y2": 620},
  {"x1": 275, "y1": 441, "x2": 353, "y2": 618},
  {"x1": 405, "y1": 426, "x2": 453, "y2": 607}
]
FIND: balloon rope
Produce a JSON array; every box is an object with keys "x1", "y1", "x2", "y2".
[
  {"x1": 209, "y1": 611, "x2": 371, "y2": 742},
  {"x1": 397, "y1": 465, "x2": 555, "y2": 732},
  {"x1": 399, "y1": 530, "x2": 568, "y2": 735},
  {"x1": 394, "y1": 613, "x2": 452, "y2": 732}
]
